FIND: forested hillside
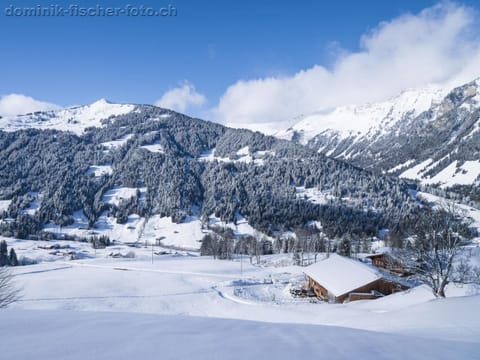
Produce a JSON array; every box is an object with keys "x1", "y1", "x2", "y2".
[{"x1": 0, "y1": 104, "x2": 429, "y2": 242}]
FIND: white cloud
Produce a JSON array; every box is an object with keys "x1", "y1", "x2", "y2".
[
  {"x1": 0, "y1": 94, "x2": 61, "y2": 117},
  {"x1": 213, "y1": 2, "x2": 480, "y2": 133},
  {"x1": 155, "y1": 81, "x2": 206, "y2": 113}
]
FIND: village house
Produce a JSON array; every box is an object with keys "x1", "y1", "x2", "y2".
[
  {"x1": 366, "y1": 252, "x2": 412, "y2": 276},
  {"x1": 303, "y1": 254, "x2": 409, "y2": 303}
]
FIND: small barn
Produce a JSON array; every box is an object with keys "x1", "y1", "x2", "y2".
[
  {"x1": 303, "y1": 254, "x2": 408, "y2": 303},
  {"x1": 366, "y1": 252, "x2": 411, "y2": 276}
]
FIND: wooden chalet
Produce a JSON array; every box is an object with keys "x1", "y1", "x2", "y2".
[
  {"x1": 303, "y1": 254, "x2": 409, "y2": 303},
  {"x1": 366, "y1": 252, "x2": 412, "y2": 276}
]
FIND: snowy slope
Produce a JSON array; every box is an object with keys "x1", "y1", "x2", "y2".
[
  {"x1": 0, "y1": 199, "x2": 11, "y2": 212},
  {"x1": 279, "y1": 85, "x2": 445, "y2": 145},
  {"x1": 416, "y1": 191, "x2": 480, "y2": 230},
  {"x1": 40, "y1": 207, "x2": 265, "y2": 250},
  {"x1": 2, "y1": 221, "x2": 480, "y2": 358},
  {"x1": 401, "y1": 160, "x2": 480, "y2": 188},
  {"x1": 198, "y1": 146, "x2": 271, "y2": 166},
  {"x1": 85, "y1": 165, "x2": 113, "y2": 177},
  {"x1": 5, "y1": 247, "x2": 478, "y2": 331},
  {"x1": 101, "y1": 133, "x2": 134, "y2": 149},
  {"x1": 2, "y1": 309, "x2": 478, "y2": 360},
  {"x1": 2, "y1": 247, "x2": 480, "y2": 357},
  {"x1": 279, "y1": 78, "x2": 480, "y2": 188},
  {"x1": 101, "y1": 187, "x2": 144, "y2": 206},
  {"x1": 0, "y1": 99, "x2": 135, "y2": 135}
]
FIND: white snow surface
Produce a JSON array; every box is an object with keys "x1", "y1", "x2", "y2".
[
  {"x1": 280, "y1": 85, "x2": 445, "y2": 144},
  {"x1": 0, "y1": 99, "x2": 135, "y2": 135},
  {"x1": 401, "y1": 160, "x2": 480, "y2": 188},
  {"x1": 101, "y1": 134, "x2": 133, "y2": 150},
  {"x1": 43, "y1": 210, "x2": 90, "y2": 235},
  {"x1": 22, "y1": 192, "x2": 42, "y2": 216},
  {"x1": 2, "y1": 307, "x2": 478, "y2": 360},
  {"x1": 38, "y1": 206, "x2": 263, "y2": 250},
  {"x1": 387, "y1": 159, "x2": 416, "y2": 173},
  {"x1": 2, "y1": 234, "x2": 480, "y2": 359},
  {"x1": 85, "y1": 165, "x2": 113, "y2": 177},
  {"x1": 95, "y1": 212, "x2": 146, "y2": 242},
  {"x1": 207, "y1": 212, "x2": 267, "y2": 239},
  {"x1": 399, "y1": 158, "x2": 433, "y2": 180},
  {"x1": 417, "y1": 191, "x2": 480, "y2": 229},
  {"x1": 296, "y1": 186, "x2": 331, "y2": 204},
  {"x1": 0, "y1": 199, "x2": 11, "y2": 212},
  {"x1": 198, "y1": 147, "x2": 271, "y2": 165},
  {"x1": 140, "y1": 141, "x2": 164, "y2": 153},
  {"x1": 303, "y1": 254, "x2": 382, "y2": 296},
  {"x1": 426, "y1": 160, "x2": 480, "y2": 187},
  {"x1": 140, "y1": 214, "x2": 204, "y2": 249},
  {"x1": 101, "y1": 187, "x2": 143, "y2": 206}
]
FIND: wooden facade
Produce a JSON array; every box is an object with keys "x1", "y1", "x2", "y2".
[
  {"x1": 367, "y1": 253, "x2": 411, "y2": 276},
  {"x1": 305, "y1": 274, "x2": 408, "y2": 303}
]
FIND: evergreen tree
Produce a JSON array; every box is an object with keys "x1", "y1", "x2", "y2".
[
  {"x1": 0, "y1": 240, "x2": 8, "y2": 267},
  {"x1": 337, "y1": 235, "x2": 352, "y2": 257},
  {"x1": 8, "y1": 248, "x2": 18, "y2": 267}
]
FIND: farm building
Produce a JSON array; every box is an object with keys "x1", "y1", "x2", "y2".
[
  {"x1": 366, "y1": 252, "x2": 412, "y2": 276},
  {"x1": 303, "y1": 254, "x2": 409, "y2": 303}
]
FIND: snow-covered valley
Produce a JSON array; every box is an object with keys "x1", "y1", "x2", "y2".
[
  {"x1": 1, "y1": 234, "x2": 480, "y2": 359},
  {"x1": 4, "y1": 1, "x2": 480, "y2": 359},
  {"x1": 0, "y1": 79, "x2": 479, "y2": 360}
]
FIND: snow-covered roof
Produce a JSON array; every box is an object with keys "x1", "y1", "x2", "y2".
[{"x1": 303, "y1": 254, "x2": 382, "y2": 297}]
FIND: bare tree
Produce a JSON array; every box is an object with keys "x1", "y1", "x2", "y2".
[
  {"x1": 0, "y1": 266, "x2": 20, "y2": 308},
  {"x1": 396, "y1": 203, "x2": 476, "y2": 297}
]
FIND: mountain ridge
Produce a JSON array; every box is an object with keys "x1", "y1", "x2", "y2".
[
  {"x1": 0, "y1": 98, "x2": 136, "y2": 135},
  {"x1": 279, "y1": 78, "x2": 480, "y2": 190},
  {"x1": 0, "y1": 102, "x2": 425, "y2": 245}
]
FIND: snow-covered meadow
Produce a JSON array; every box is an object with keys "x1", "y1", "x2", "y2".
[
  {"x1": 1, "y1": 234, "x2": 480, "y2": 359},
  {"x1": 2, "y1": 185, "x2": 480, "y2": 359}
]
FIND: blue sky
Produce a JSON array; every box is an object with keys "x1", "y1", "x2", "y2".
[{"x1": 1, "y1": 0, "x2": 480, "y2": 131}]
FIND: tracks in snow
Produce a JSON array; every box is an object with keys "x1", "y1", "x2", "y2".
[
  {"x1": 66, "y1": 261, "x2": 242, "y2": 279},
  {"x1": 15, "y1": 261, "x2": 262, "y2": 307}
]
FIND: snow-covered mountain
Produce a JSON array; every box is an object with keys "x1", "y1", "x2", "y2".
[
  {"x1": 279, "y1": 79, "x2": 480, "y2": 189},
  {"x1": 278, "y1": 85, "x2": 446, "y2": 145},
  {"x1": 0, "y1": 100, "x2": 426, "y2": 246},
  {"x1": 0, "y1": 99, "x2": 135, "y2": 135}
]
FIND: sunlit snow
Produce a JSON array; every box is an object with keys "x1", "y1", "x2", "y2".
[{"x1": 0, "y1": 99, "x2": 135, "y2": 135}]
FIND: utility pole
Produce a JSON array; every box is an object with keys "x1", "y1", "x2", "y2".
[
  {"x1": 240, "y1": 246, "x2": 243, "y2": 278},
  {"x1": 151, "y1": 242, "x2": 154, "y2": 264}
]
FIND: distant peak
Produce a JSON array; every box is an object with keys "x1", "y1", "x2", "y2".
[{"x1": 91, "y1": 98, "x2": 113, "y2": 105}]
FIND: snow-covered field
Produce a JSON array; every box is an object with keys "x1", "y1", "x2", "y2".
[
  {"x1": 3, "y1": 306, "x2": 479, "y2": 360},
  {"x1": 1, "y1": 234, "x2": 480, "y2": 359}
]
